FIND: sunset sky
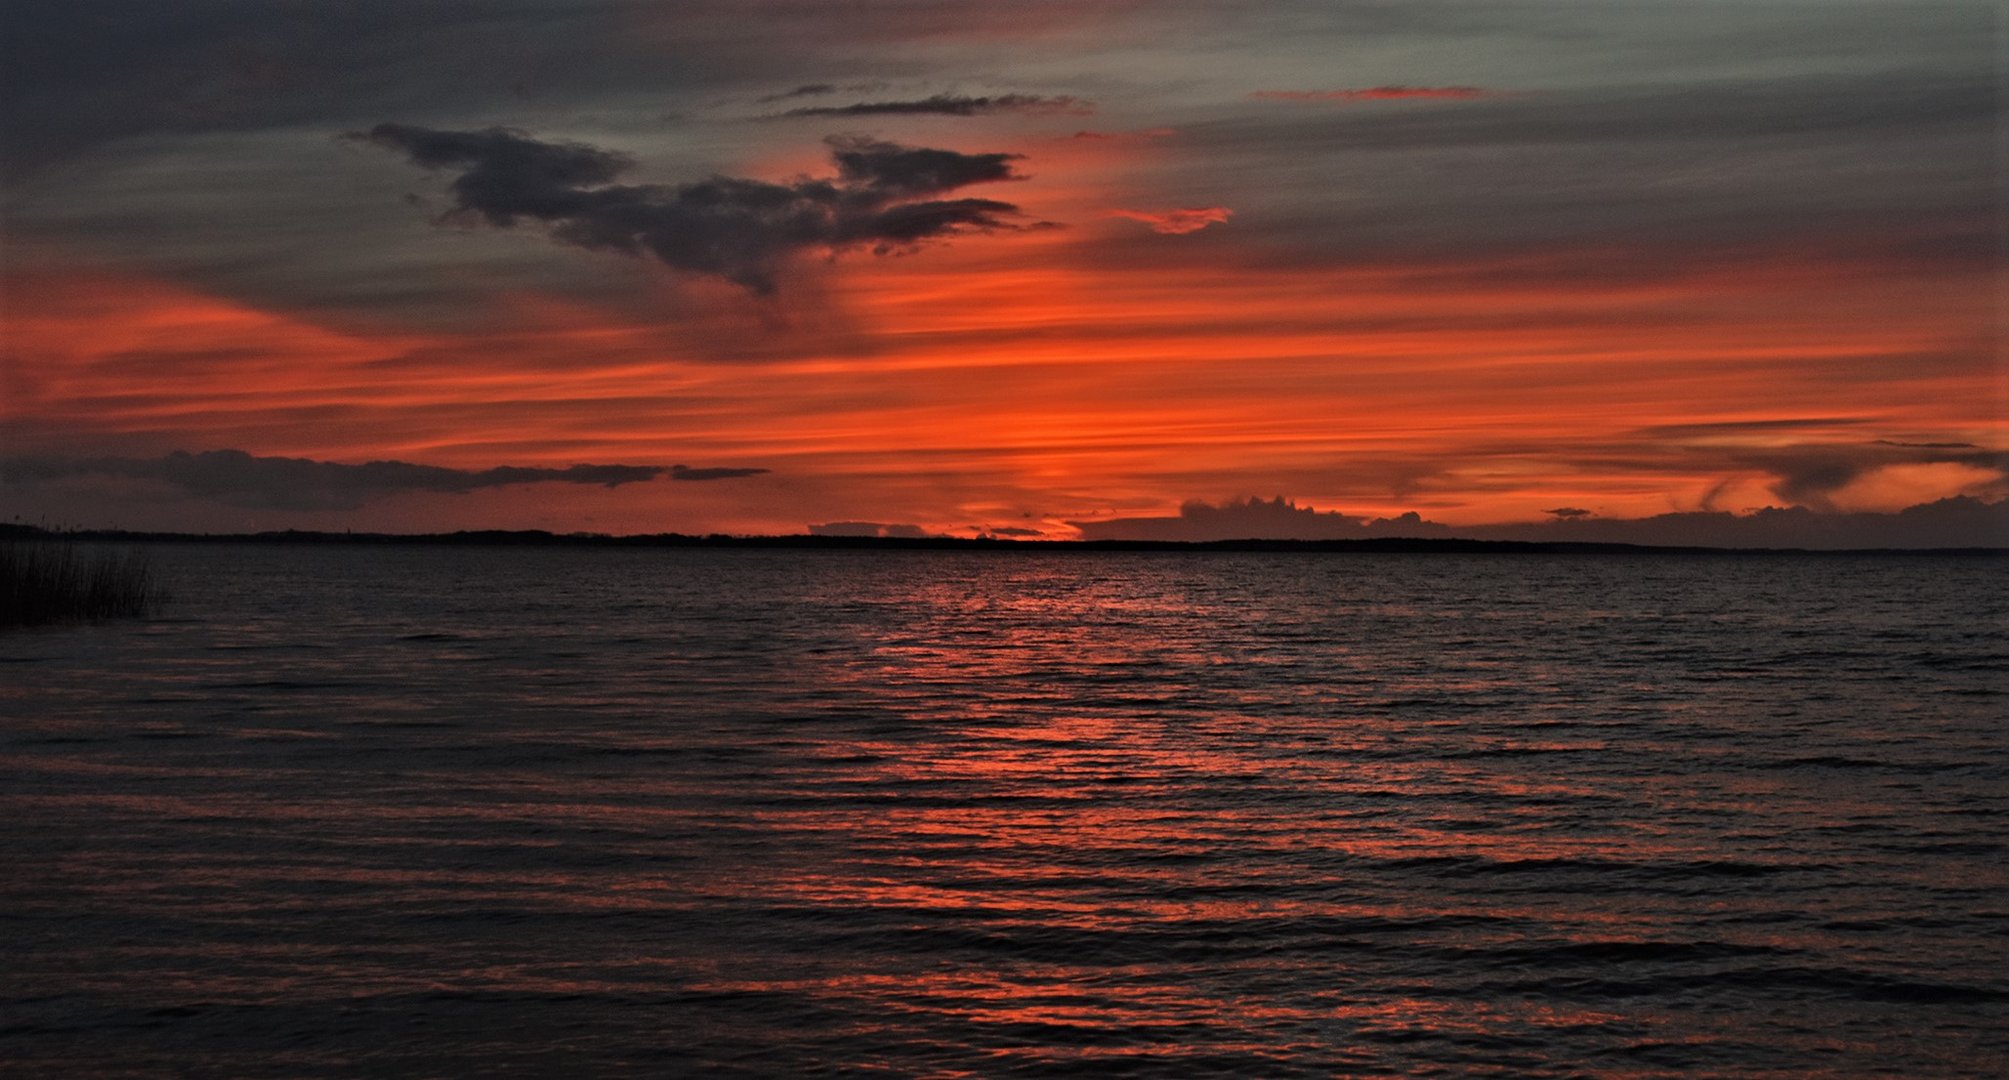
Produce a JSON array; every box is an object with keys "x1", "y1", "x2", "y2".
[{"x1": 4, "y1": 1, "x2": 2003, "y2": 544}]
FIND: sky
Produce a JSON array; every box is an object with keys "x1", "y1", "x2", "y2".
[{"x1": 3, "y1": 0, "x2": 2003, "y2": 546}]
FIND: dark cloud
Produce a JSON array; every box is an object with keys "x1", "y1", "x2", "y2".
[
  {"x1": 1545, "y1": 507, "x2": 1592, "y2": 520},
  {"x1": 352, "y1": 126, "x2": 1033, "y2": 293},
  {"x1": 1, "y1": 449, "x2": 758, "y2": 512},
  {"x1": 825, "y1": 137, "x2": 1023, "y2": 197},
  {"x1": 357, "y1": 124, "x2": 633, "y2": 222},
  {"x1": 670, "y1": 465, "x2": 769, "y2": 481},
  {"x1": 777, "y1": 93, "x2": 1091, "y2": 118},
  {"x1": 1071, "y1": 494, "x2": 2009, "y2": 549}
]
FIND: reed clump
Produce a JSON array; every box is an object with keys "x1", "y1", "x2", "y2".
[{"x1": 1, "y1": 540, "x2": 163, "y2": 627}]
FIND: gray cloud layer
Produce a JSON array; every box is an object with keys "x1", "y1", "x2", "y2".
[
  {"x1": 1170, "y1": 68, "x2": 1992, "y2": 277},
  {"x1": 353, "y1": 125, "x2": 1033, "y2": 293},
  {"x1": 3, "y1": 450, "x2": 764, "y2": 512}
]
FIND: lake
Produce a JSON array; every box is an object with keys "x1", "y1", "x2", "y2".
[{"x1": 4, "y1": 544, "x2": 2005, "y2": 1076}]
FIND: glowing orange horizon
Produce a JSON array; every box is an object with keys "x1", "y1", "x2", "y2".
[{"x1": 6, "y1": 197, "x2": 1998, "y2": 537}]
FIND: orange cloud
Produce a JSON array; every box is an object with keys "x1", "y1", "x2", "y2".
[{"x1": 1107, "y1": 206, "x2": 1233, "y2": 234}]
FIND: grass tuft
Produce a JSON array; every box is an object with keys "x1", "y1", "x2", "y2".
[{"x1": 1, "y1": 541, "x2": 164, "y2": 627}]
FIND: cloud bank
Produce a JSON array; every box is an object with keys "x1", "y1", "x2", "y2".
[
  {"x1": 808, "y1": 521, "x2": 932, "y2": 538},
  {"x1": 1071, "y1": 497, "x2": 1438, "y2": 542},
  {"x1": 2, "y1": 450, "x2": 762, "y2": 512},
  {"x1": 352, "y1": 126, "x2": 1036, "y2": 293},
  {"x1": 1070, "y1": 495, "x2": 2009, "y2": 550}
]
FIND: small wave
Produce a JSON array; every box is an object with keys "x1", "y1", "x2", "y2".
[
  {"x1": 1484, "y1": 965, "x2": 2009, "y2": 1005},
  {"x1": 1442, "y1": 744, "x2": 1590, "y2": 759},
  {"x1": 1754, "y1": 754, "x2": 1887, "y2": 770},
  {"x1": 1380, "y1": 854, "x2": 1802, "y2": 880},
  {"x1": 1468, "y1": 939, "x2": 1798, "y2": 966},
  {"x1": 200, "y1": 679, "x2": 347, "y2": 691}
]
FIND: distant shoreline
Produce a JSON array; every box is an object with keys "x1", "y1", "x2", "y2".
[{"x1": 5, "y1": 524, "x2": 2001, "y2": 556}]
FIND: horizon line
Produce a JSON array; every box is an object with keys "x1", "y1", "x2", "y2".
[{"x1": 5, "y1": 523, "x2": 2001, "y2": 557}]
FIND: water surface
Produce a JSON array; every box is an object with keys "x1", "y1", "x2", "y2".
[{"x1": 4, "y1": 545, "x2": 2005, "y2": 1076}]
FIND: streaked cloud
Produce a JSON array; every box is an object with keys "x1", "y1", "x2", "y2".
[
  {"x1": 670, "y1": 465, "x2": 770, "y2": 481},
  {"x1": 0, "y1": 449, "x2": 759, "y2": 512},
  {"x1": 1071, "y1": 127, "x2": 1177, "y2": 141}
]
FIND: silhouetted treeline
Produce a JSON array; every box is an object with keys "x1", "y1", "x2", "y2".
[{"x1": 3, "y1": 523, "x2": 1999, "y2": 556}]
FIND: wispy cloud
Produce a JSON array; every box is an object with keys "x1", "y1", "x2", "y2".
[
  {"x1": 757, "y1": 83, "x2": 837, "y2": 103},
  {"x1": 1108, "y1": 206, "x2": 1232, "y2": 234},
  {"x1": 1641, "y1": 417, "x2": 1871, "y2": 438},
  {"x1": 776, "y1": 93, "x2": 1092, "y2": 118},
  {"x1": 1250, "y1": 86, "x2": 1493, "y2": 102},
  {"x1": 1071, "y1": 126, "x2": 1177, "y2": 141}
]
